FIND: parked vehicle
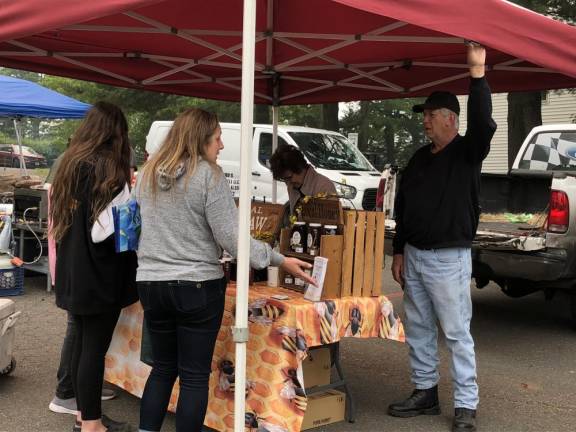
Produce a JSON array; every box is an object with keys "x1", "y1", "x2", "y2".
[
  {"x1": 146, "y1": 122, "x2": 382, "y2": 210},
  {"x1": 473, "y1": 124, "x2": 576, "y2": 326},
  {"x1": 0, "y1": 144, "x2": 47, "y2": 168},
  {"x1": 378, "y1": 124, "x2": 576, "y2": 327}
]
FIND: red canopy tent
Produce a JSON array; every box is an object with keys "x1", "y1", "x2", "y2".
[
  {"x1": 2, "y1": 1, "x2": 574, "y2": 430},
  {"x1": 0, "y1": 0, "x2": 574, "y2": 105}
]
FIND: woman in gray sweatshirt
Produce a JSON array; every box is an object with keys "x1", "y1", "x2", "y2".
[{"x1": 134, "y1": 108, "x2": 314, "y2": 432}]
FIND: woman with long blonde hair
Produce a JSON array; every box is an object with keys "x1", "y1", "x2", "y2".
[
  {"x1": 50, "y1": 101, "x2": 137, "y2": 432},
  {"x1": 135, "y1": 107, "x2": 313, "y2": 432}
]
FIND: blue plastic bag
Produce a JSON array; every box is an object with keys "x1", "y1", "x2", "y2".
[{"x1": 112, "y1": 199, "x2": 141, "y2": 252}]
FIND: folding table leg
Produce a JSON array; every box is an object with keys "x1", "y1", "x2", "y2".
[{"x1": 332, "y1": 342, "x2": 356, "y2": 423}]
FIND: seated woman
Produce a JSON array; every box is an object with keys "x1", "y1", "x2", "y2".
[{"x1": 269, "y1": 144, "x2": 336, "y2": 214}]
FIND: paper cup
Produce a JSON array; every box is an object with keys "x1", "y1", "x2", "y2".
[{"x1": 267, "y1": 266, "x2": 279, "y2": 287}]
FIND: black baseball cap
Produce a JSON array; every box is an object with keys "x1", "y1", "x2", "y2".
[{"x1": 412, "y1": 91, "x2": 460, "y2": 116}]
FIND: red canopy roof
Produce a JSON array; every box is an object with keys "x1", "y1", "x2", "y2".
[{"x1": 0, "y1": 0, "x2": 574, "y2": 104}]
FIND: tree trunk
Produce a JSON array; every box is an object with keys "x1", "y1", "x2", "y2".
[
  {"x1": 384, "y1": 126, "x2": 396, "y2": 165},
  {"x1": 507, "y1": 91, "x2": 542, "y2": 170},
  {"x1": 31, "y1": 119, "x2": 41, "y2": 139},
  {"x1": 321, "y1": 103, "x2": 339, "y2": 131},
  {"x1": 357, "y1": 101, "x2": 372, "y2": 153},
  {"x1": 254, "y1": 104, "x2": 271, "y2": 124}
]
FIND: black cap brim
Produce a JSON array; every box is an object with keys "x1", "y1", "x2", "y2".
[{"x1": 412, "y1": 103, "x2": 440, "y2": 113}]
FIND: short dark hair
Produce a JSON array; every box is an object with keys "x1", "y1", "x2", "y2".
[{"x1": 269, "y1": 145, "x2": 308, "y2": 180}]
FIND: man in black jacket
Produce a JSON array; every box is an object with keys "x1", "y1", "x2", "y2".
[{"x1": 388, "y1": 43, "x2": 496, "y2": 432}]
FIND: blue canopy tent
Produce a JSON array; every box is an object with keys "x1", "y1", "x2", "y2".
[{"x1": 0, "y1": 74, "x2": 90, "y2": 175}]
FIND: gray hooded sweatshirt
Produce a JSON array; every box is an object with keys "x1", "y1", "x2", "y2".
[{"x1": 135, "y1": 159, "x2": 284, "y2": 282}]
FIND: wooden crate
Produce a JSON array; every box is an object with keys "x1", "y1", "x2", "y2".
[
  {"x1": 278, "y1": 227, "x2": 343, "y2": 298},
  {"x1": 277, "y1": 204, "x2": 385, "y2": 299},
  {"x1": 341, "y1": 210, "x2": 385, "y2": 297}
]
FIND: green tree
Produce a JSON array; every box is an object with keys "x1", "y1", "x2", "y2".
[
  {"x1": 340, "y1": 98, "x2": 425, "y2": 170},
  {"x1": 0, "y1": 67, "x2": 245, "y2": 163},
  {"x1": 278, "y1": 104, "x2": 322, "y2": 128}
]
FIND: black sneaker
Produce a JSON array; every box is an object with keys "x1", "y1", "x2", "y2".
[
  {"x1": 388, "y1": 385, "x2": 441, "y2": 418},
  {"x1": 453, "y1": 408, "x2": 476, "y2": 432},
  {"x1": 72, "y1": 415, "x2": 134, "y2": 432}
]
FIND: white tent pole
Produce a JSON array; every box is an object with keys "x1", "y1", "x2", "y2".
[
  {"x1": 234, "y1": 0, "x2": 256, "y2": 430},
  {"x1": 272, "y1": 105, "x2": 279, "y2": 203},
  {"x1": 13, "y1": 118, "x2": 28, "y2": 177}
]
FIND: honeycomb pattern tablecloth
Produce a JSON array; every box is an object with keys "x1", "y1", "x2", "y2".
[{"x1": 105, "y1": 283, "x2": 404, "y2": 432}]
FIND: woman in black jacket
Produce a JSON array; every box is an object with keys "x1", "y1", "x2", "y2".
[{"x1": 50, "y1": 102, "x2": 137, "y2": 432}]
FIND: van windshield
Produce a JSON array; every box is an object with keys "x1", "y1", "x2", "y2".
[{"x1": 287, "y1": 132, "x2": 374, "y2": 171}]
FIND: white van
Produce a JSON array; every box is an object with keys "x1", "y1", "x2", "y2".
[{"x1": 146, "y1": 122, "x2": 382, "y2": 210}]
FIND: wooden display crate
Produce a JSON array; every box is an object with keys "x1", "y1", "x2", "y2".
[
  {"x1": 341, "y1": 210, "x2": 385, "y2": 298},
  {"x1": 278, "y1": 199, "x2": 385, "y2": 298},
  {"x1": 278, "y1": 227, "x2": 343, "y2": 298}
]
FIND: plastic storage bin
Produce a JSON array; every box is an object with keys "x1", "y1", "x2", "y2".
[
  {"x1": 0, "y1": 267, "x2": 24, "y2": 296},
  {"x1": 0, "y1": 298, "x2": 20, "y2": 375}
]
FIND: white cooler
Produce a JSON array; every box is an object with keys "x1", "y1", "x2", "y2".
[{"x1": 0, "y1": 298, "x2": 20, "y2": 375}]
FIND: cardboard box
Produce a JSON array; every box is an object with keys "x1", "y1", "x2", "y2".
[
  {"x1": 301, "y1": 389, "x2": 346, "y2": 430},
  {"x1": 302, "y1": 347, "x2": 331, "y2": 388}
]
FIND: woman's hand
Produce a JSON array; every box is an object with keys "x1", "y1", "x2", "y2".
[{"x1": 280, "y1": 257, "x2": 316, "y2": 286}]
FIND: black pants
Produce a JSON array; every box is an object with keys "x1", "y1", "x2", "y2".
[
  {"x1": 70, "y1": 309, "x2": 121, "y2": 420},
  {"x1": 137, "y1": 278, "x2": 226, "y2": 432},
  {"x1": 55, "y1": 312, "x2": 75, "y2": 399}
]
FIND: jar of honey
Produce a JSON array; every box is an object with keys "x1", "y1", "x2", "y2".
[
  {"x1": 307, "y1": 223, "x2": 322, "y2": 256},
  {"x1": 290, "y1": 221, "x2": 307, "y2": 253}
]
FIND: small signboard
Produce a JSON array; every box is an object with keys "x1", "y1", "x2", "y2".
[{"x1": 250, "y1": 202, "x2": 284, "y2": 244}]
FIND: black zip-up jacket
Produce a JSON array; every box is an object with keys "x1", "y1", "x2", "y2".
[
  {"x1": 55, "y1": 163, "x2": 138, "y2": 315},
  {"x1": 392, "y1": 77, "x2": 497, "y2": 254}
]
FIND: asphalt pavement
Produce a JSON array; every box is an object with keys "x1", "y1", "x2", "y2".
[{"x1": 1, "y1": 259, "x2": 575, "y2": 432}]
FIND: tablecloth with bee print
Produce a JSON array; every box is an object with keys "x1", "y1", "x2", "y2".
[{"x1": 104, "y1": 282, "x2": 404, "y2": 431}]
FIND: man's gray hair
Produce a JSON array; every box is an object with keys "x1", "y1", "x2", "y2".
[{"x1": 439, "y1": 108, "x2": 460, "y2": 130}]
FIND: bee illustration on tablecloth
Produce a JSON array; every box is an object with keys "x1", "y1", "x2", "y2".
[
  {"x1": 248, "y1": 298, "x2": 284, "y2": 325},
  {"x1": 314, "y1": 300, "x2": 338, "y2": 344},
  {"x1": 280, "y1": 368, "x2": 307, "y2": 412},
  {"x1": 218, "y1": 359, "x2": 235, "y2": 393},
  {"x1": 217, "y1": 359, "x2": 253, "y2": 396},
  {"x1": 379, "y1": 300, "x2": 400, "y2": 339},
  {"x1": 276, "y1": 326, "x2": 308, "y2": 361},
  {"x1": 344, "y1": 305, "x2": 363, "y2": 337},
  {"x1": 245, "y1": 412, "x2": 288, "y2": 432}
]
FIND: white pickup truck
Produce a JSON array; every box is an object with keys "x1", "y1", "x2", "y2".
[{"x1": 473, "y1": 124, "x2": 576, "y2": 326}]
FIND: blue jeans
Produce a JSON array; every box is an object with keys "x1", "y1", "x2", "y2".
[
  {"x1": 403, "y1": 244, "x2": 478, "y2": 409},
  {"x1": 137, "y1": 278, "x2": 226, "y2": 432}
]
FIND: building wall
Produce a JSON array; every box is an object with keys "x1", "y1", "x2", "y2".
[{"x1": 458, "y1": 90, "x2": 576, "y2": 174}]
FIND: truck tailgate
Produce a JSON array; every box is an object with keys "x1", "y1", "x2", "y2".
[{"x1": 475, "y1": 221, "x2": 546, "y2": 251}]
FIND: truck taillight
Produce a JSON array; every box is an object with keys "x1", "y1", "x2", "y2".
[
  {"x1": 548, "y1": 190, "x2": 569, "y2": 233},
  {"x1": 375, "y1": 178, "x2": 385, "y2": 211}
]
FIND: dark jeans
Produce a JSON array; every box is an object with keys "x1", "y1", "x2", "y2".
[
  {"x1": 70, "y1": 310, "x2": 121, "y2": 420},
  {"x1": 55, "y1": 312, "x2": 76, "y2": 400},
  {"x1": 138, "y1": 278, "x2": 226, "y2": 432}
]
